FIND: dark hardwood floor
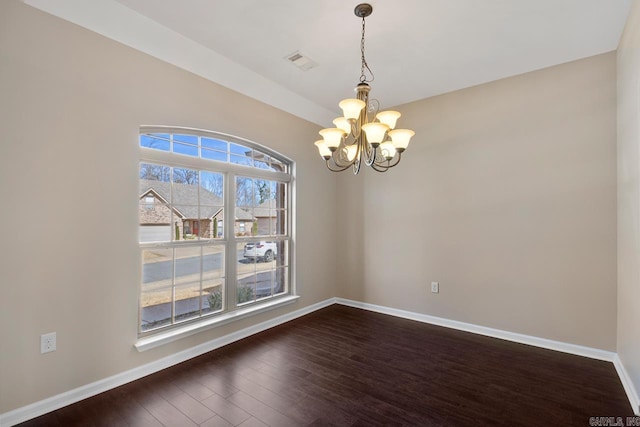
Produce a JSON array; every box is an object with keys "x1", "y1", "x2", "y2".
[{"x1": 18, "y1": 305, "x2": 633, "y2": 426}]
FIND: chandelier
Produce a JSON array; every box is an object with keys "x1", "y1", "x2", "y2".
[{"x1": 314, "y1": 3, "x2": 415, "y2": 174}]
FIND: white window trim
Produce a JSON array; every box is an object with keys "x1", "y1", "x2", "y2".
[
  {"x1": 135, "y1": 295, "x2": 299, "y2": 352},
  {"x1": 137, "y1": 126, "x2": 295, "y2": 345}
]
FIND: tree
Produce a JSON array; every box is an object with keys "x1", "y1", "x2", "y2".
[
  {"x1": 172, "y1": 168, "x2": 198, "y2": 184},
  {"x1": 257, "y1": 181, "x2": 270, "y2": 204},
  {"x1": 201, "y1": 172, "x2": 223, "y2": 198},
  {"x1": 236, "y1": 177, "x2": 254, "y2": 207},
  {"x1": 140, "y1": 163, "x2": 170, "y2": 181}
]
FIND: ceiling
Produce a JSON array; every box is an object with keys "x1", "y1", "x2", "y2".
[{"x1": 24, "y1": 0, "x2": 632, "y2": 126}]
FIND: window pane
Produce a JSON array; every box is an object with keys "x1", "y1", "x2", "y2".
[
  {"x1": 139, "y1": 164, "x2": 173, "y2": 242},
  {"x1": 204, "y1": 282, "x2": 223, "y2": 314},
  {"x1": 255, "y1": 179, "x2": 272, "y2": 201},
  {"x1": 172, "y1": 167, "x2": 199, "y2": 186},
  {"x1": 274, "y1": 267, "x2": 288, "y2": 295},
  {"x1": 139, "y1": 204, "x2": 172, "y2": 243},
  {"x1": 275, "y1": 241, "x2": 288, "y2": 268},
  {"x1": 255, "y1": 268, "x2": 274, "y2": 299},
  {"x1": 140, "y1": 286, "x2": 172, "y2": 331},
  {"x1": 270, "y1": 157, "x2": 287, "y2": 173},
  {"x1": 174, "y1": 142, "x2": 198, "y2": 157},
  {"x1": 140, "y1": 163, "x2": 171, "y2": 182},
  {"x1": 210, "y1": 210, "x2": 224, "y2": 238},
  {"x1": 202, "y1": 148, "x2": 227, "y2": 163},
  {"x1": 195, "y1": 213, "x2": 218, "y2": 239},
  {"x1": 230, "y1": 143, "x2": 252, "y2": 166},
  {"x1": 238, "y1": 241, "x2": 256, "y2": 268},
  {"x1": 230, "y1": 143, "x2": 249, "y2": 155},
  {"x1": 237, "y1": 240, "x2": 282, "y2": 300},
  {"x1": 233, "y1": 178, "x2": 288, "y2": 237},
  {"x1": 172, "y1": 168, "x2": 199, "y2": 240},
  {"x1": 203, "y1": 245, "x2": 224, "y2": 281},
  {"x1": 173, "y1": 210, "x2": 196, "y2": 240},
  {"x1": 237, "y1": 282, "x2": 256, "y2": 305},
  {"x1": 200, "y1": 171, "x2": 223, "y2": 203},
  {"x1": 173, "y1": 134, "x2": 198, "y2": 145},
  {"x1": 274, "y1": 209, "x2": 287, "y2": 236},
  {"x1": 141, "y1": 134, "x2": 170, "y2": 151},
  {"x1": 236, "y1": 177, "x2": 254, "y2": 208},
  {"x1": 174, "y1": 246, "x2": 200, "y2": 285},
  {"x1": 230, "y1": 154, "x2": 252, "y2": 167},
  {"x1": 237, "y1": 242, "x2": 257, "y2": 305},
  {"x1": 174, "y1": 282, "x2": 202, "y2": 322},
  {"x1": 142, "y1": 248, "x2": 173, "y2": 284},
  {"x1": 254, "y1": 159, "x2": 269, "y2": 169},
  {"x1": 202, "y1": 137, "x2": 227, "y2": 151}
]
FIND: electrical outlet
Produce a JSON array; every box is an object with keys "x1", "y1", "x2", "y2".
[
  {"x1": 431, "y1": 282, "x2": 439, "y2": 293},
  {"x1": 41, "y1": 332, "x2": 56, "y2": 354}
]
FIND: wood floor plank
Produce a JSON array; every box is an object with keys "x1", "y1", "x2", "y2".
[
  {"x1": 227, "y1": 391, "x2": 300, "y2": 426},
  {"x1": 200, "y1": 393, "x2": 251, "y2": 426},
  {"x1": 199, "y1": 414, "x2": 234, "y2": 427},
  {"x1": 237, "y1": 417, "x2": 270, "y2": 427}
]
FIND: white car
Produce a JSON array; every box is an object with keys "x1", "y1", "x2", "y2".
[{"x1": 243, "y1": 241, "x2": 277, "y2": 262}]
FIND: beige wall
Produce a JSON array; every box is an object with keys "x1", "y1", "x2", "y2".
[
  {"x1": 337, "y1": 53, "x2": 618, "y2": 351},
  {"x1": 0, "y1": 0, "x2": 336, "y2": 413},
  {"x1": 617, "y1": 1, "x2": 640, "y2": 410}
]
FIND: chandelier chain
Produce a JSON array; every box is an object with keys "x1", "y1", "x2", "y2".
[{"x1": 359, "y1": 16, "x2": 374, "y2": 83}]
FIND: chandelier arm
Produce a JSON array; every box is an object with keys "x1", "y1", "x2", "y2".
[
  {"x1": 370, "y1": 163, "x2": 390, "y2": 172},
  {"x1": 350, "y1": 122, "x2": 362, "y2": 140},
  {"x1": 371, "y1": 151, "x2": 403, "y2": 172},
  {"x1": 367, "y1": 99, "x2": 380, "y2": 122},
  {"x1": 363, "y1": 143, "x2": 377, "y2": 167},
  {"x1": 353, "y1": 148, "x2": 363, "y2": 174},
  {"x1": 325, "y1": 158, "x2": 358, "y2": 172},
  {"x1": 324, "y1": 144, "x2": 361, "y2": 171}
]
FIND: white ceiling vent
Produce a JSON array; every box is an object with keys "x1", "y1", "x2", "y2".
[{"x1": 284, "y1": 51, "x2": 318, "y2": 71}]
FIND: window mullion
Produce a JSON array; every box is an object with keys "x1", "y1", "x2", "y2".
[
  {"x1": 171, "y1": 247, "x2": 176, "y2": 325},
  {"x1": 170, "y1": 169, "x2": 176, "y2": 325},
  {"x1": 226, "y1": 171, "x2": 237, "y2": 311}
]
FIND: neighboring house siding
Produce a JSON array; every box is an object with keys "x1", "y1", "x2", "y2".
[
  {"x1": 257, "y1": 217, "x2": 275, "y2": 235},
  {"x1": 139, "y1": 195, "x2": 173, "y2": 225},
  {"x1": 253, "y1": 199, "x2": 279, "y2": 236}
]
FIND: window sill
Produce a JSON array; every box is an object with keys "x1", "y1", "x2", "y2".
[{"x1": 135, "y1": 295, "x2": 299, "y2": 352}]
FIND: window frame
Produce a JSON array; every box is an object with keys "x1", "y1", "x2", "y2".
[{"x1": 137, "y1": 126, "x2": 296, "y2": 348}]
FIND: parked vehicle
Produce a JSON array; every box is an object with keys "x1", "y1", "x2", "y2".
[{"x1": 243, "y1": 241, "x2": 277, "y2": 262}]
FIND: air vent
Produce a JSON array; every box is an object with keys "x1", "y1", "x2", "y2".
[{"x1": 284, "y1": 51, "x2": 317, "y2": 71}]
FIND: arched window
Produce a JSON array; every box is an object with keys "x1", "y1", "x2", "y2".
[{"x1": 138, "y1": 127, "x2": 294, "y2": 341}]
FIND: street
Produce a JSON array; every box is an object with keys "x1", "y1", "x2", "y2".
[{"x1": 142, "y1": 253, "x2": 224, "y2": 283}]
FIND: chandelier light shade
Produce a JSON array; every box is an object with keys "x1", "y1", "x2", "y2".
[
  {"x1": 314, "y1": 3, "x2": 415, "y2": 174},
  {"x1": 339, "y1": 98, "x2": 366, "y2": 120},
  {"x1": 376, "y1": 110, "x2": 401, "y2": 129}
]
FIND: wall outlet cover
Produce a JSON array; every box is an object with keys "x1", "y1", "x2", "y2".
[{"x1": 41, "y1": 332, "x2": 56, "y2": 354}]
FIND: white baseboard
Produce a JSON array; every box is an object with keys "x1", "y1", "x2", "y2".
[
  {"x1": 3, "y1": 297, "x2": 638, "y2": 425},
  {"x1": 335, "y1": 298, "x2": 615, "y2": 361},
  {"x1": 614, "y1": 355, "x2": 640, "y2": 415},
  {"x1": 336, "y1": 298, "x2": 640, "y2": 414},
  {"x1": 0, "y1": 297, "x2": 336, "y2": 427}
]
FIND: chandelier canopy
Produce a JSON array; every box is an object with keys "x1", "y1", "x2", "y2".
[{"x1": 314, "y1": 3, "x2": 415, "y2": 174}]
